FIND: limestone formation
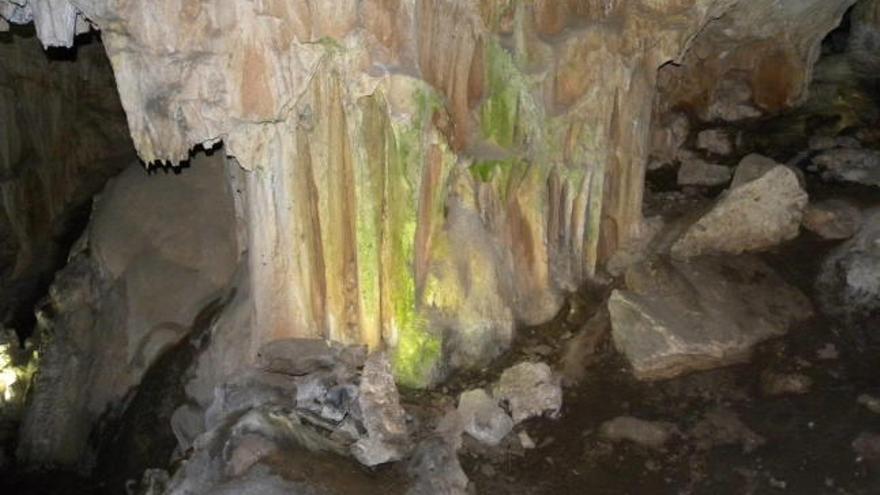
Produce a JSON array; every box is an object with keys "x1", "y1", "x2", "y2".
[
  {"x1": 672, "y1": 166, "x2": 808, "y2": 258},
  {"x1": 1, "y1": 0, "x2": 854, "y2": 389},
  {"x1": 16, "y1": 154, "x2": 239, "y2": 467},
  {"x1": 0, "y1": 29, "x2": 131, "y2": 329},
  {"x1": 609, "y1": 256, "x2": 812, "y2": 380}
]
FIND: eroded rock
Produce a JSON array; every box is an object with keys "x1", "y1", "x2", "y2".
[
  {"x1": 672, "y1": 166, "x2": 808, "y2": 259},
  {"x1": 599, "y1": 416, "x2": 678, "y2": 450},
  {"x1": 493, "y1": 362, "x2": 562, "y2": 424},
  {"x1": 677, "y1": 158, "x2": 732, "y2": 187},
  {"x1": 816, "y1": 208, "x2": 880, "y2": 326},
  {"x1": 352, "y1": 352, "x2": 410, "y2": 466},
  {"x1": 696, "y1": 129, "x2": 734, "y2": 155},
  {"x1": 812, "y1": 147, "x2": 880, "y2": 187},
  {"x1": 457, "y1": 389, "x2": 513, "y2": 447},
  {"x1": 803, "y1": 199, "x2": 862, "y2": 240},
  {"x1": 609, "y1": 256, "x2": 812, "y2": 380}
]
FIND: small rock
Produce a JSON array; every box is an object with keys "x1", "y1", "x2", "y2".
[
  {"x1": 852, "y1": 432, "x2": 880, "y2": 461},
  {"x1": 857, "y1": 394, "x2": 880, "y2": 414},
  {"x1": 407, "y1": 436, "x2": 469, "y2": 495},
  {"x1": 494, "y1": 362, "x2": 563, "y2": 424},
  {"x1": 518, "y1": 431, "x2": 536, "y2": 449},
  {"x1": 599, "y1": 416, "x2": 678, "y2": 450},
  {"x1": 457, "y1": 389, "x2": 514, "y2": 447},
  {"x1": 689, "y1": 408, "x2": 765, "y2": 454},
  {"x1": 812, "y1": 148, "x2": 880, "y2": 187},
  {"x1": 760, "y1": 371, "x2": 813, "y2": 396},
  {"x1": 704, "y1": 78, "x2": 761, "y2": 122},
  {"x1": 480, "y1": 464, "x2": 496, "y2": 478},
  {"x1": 696, "y1": 129, "x2": 733, "y2": 155},
  {"x1": 677, "y1": 158, "x2": 732, "y2": 187},
  {"x1": 352, "y1": 352, "x2": 410, "y2": 466},
  {"x1": 672, "y1": 165, "x2": 808, "y2": 259},
  {"x1": 816, "y1": 343, "x2": 839, "y2": 360},
  {"x1": 802, "y1": 200, "x2": 862, "y2": 240}
]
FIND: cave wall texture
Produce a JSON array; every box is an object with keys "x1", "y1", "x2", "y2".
[
  {"x1": 0, "y1": 1, "x2": 857, "y2": 392},
  {"x1": 0, "y1": 28, "x2": 133, "y2": 330}
]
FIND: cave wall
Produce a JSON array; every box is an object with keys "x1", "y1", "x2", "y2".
[
  {"x1": 0, "y1": 28, "x2": 133, "y2": 329},
  {"x1": 0, "y1": 1, "x2": 857, "y2": 388},
  {"x1": 654, "y1": 0, "x2": 856, "y2": 124}
]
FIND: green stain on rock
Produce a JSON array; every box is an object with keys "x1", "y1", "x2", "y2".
[
  {"x1": 481, "y1": 41, "x2": 521, "y2": 149},
  {"x1": 382, "y1": 84, "x2": 446, "y2": 388}
]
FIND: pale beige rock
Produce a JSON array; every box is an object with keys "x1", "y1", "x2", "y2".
[{"x1": 672, "y1": 166, "x2": 808, "y2": 258}]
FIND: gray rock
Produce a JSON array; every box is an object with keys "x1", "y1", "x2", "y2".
[
  {"x1": 696, "y1": 129, "x2": 733, "y2": 155},
  {"x1": 704, "y1": 78, "x2": 761, "y2": 122},
  {"x1": 689, "y1": 408, "x2": 765, "y2": 453},
  {"x1": 803, "y1": 199, "x2": 862, "y2": 239},
  {"x1": 672, "y1": 166, "x2": 808, "y2": 259},
  {"x1": 493, "y1": 362, "x2": 562, "y2": 424},
  {"x1": 599, "y1": 416, "x2": 678, "y2": 450},
  {"x1": 457, "y1": 389, "x2": 513, "y2": 447},
  {"x1": 609, "y1": 256, "x2": 812, "y2": 380},
  {"x1": 351, "y1": 352, "x2": 409, "y2": 466},
  {"x1": 677, "y1": 158, "x2": 731, "y2": 187},
  {"x1": 171, "y1": 404, "x2": 205, "y2": 452},
  {"x1": 256, "y1": 338, "x2": 366, "y2": 377},
  {"x1": 812, "y1": 147, "x2": 880, "y2": 187},
  {"x1": 816, "y1": 208, "x2": 880, "y2": 325},
  {"x1": 760, "y1": 371, "x2": 813, "y2": 396},
  {"x1": 407, "y1": 436, "x2": 469, "y2": 495}
]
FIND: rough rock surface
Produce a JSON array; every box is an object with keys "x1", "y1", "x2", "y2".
[
  {"x1": 816, "y1": 208, "x2": 880, "y2": 326},
  {"x1": 672, "y1": 166, "x2": 808, "y2": 259},
  {"x1": 696, "y1": 129, "x2": 734, "y2": 156},
  {"x1": 16, "y1": 153, "x2": 239, "y2": 467},
  {"x1": 0, "y1": 0, "x2": 855, "y2": 387},
  {"x1": 493, "y1": 362, "x2": 562, "y2": 424},
  {"x1": 802, "y1": 199, "x2": 863, "y2": 239},
  {"x1": 407, "y1": 436, "x2": 469, "y2": 495},
  {"x1": 677, "y1": 159, "x2": 731, "y2": 187},
  {"x1": 599, "y1": 416, "x2": 678, "y2": 450},
  {"x1": 0, "y1": 28, "x2": 132, "y2": 329},
  {"x1": 812, "y1": 147, "x2": 880, "y2": 187},
  {"x1": 657, "y1": 0, "x2": 855, "y2": 123},
  {"x1": 352, "y1": 352, "x2": 410, "y2": 466},
  {"x1": 456, "y1": 389, "x2": 513, "y2": 447},
  {"x1": 609, "y1": 256, "x2": 812, "y2": 380}
]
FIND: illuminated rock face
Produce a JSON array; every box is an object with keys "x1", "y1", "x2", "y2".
[{"x1": 0, "y1": 1, "x2": 854, "y2": 387}]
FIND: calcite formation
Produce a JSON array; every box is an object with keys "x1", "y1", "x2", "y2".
[{"x1": 0, "y1": 1, "x2": 855, "y2": 388}]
